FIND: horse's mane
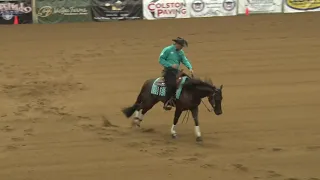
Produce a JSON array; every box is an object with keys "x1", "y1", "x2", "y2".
[{"x1": 184, "y1": 76, "x2": 216, "y2": 91}]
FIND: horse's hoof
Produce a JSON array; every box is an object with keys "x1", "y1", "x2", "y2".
[
  {"x1": 131, "y1": 119, "x2": 141, "y2": 128},
  {"x1": 196, "y1": 137, "x2": 203, "y2": 142},
  {"x1": 132, "y1": 124, "x2": 140, "y2": 128},
  {"x1": 131, "y1": 124, "x2": 140, "y2": 128},
  {"x1": 171, "y1": 134, "x2": 177, "y2": 139}
]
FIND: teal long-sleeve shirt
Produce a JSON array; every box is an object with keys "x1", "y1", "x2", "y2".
[{"x1": 159, "y1": 45, "x2": 193, "y2": 70}]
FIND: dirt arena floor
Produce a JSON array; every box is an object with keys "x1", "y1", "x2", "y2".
[{"x1": 1, "y1": 12, "x2": 320, "y2": 180}]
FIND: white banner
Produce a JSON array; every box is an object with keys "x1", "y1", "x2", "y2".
[
  {"x1": 238, "y1": 0, "x2": 282, "y2": 14},
  {"x1": 143, "y1": 0, "x2": 190, "y2": 20},
  {"x1": 187, "y1": 0, "x2": 237, "y2": 17},
  {"x1": 284, "y1": 0, "x2": 320, "y2": 13}
]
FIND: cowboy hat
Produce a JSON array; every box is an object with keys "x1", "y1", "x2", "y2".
[{"x1": 172, "y1": 37, "x2": 188, "y2": 47}]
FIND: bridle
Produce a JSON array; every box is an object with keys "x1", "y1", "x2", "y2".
[
  {"x1": 188, "y1": 72, "x2": 215, "y2": 112},
  {"x1": 202, "y1": 99, "x2": 213, "y2": 112},
  {"x1": 180, "y1": 73, "x2": 216, "y2": 124},
  {"x1": 181, "y1": 94, "x2": 214, "y2": 124}
]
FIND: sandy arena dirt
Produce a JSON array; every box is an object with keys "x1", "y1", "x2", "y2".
[{"x1": 0, "y1": 12, "x2": 320, "y2": 180}]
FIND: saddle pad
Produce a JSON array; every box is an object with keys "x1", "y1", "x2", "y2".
[{"x1": 151, "y1": 76, "x2": 188, "y2": 99}]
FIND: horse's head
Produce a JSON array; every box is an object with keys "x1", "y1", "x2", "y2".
[
  {"x1": 204, "y1": 78, "x2": 223, "y2": 115},
  {"x1": 208, "y1": 85, "x2": 223, "y2": 115}
]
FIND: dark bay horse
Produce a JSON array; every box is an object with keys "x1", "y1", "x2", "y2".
[{"x1": 121, "y1": 70, "x2": 223, "y2": 142}]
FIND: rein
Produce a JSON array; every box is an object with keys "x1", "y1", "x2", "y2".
[
  {"x1": 180, "y1": 72, "x2": 213, "y2": 124},
  {"x1": 202, "y1": 100, "x2": 212, "y2": 112},
  {"x1": 189, "y1": 73, "x2": 213, "y2": 112},
  {"x1": 180, "y1": 100, "x2": 212, "y2": 124}
]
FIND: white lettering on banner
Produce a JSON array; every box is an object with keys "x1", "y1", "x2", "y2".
[
  {"x1": 37, "y1": 6, "x2": 88, "y2": 17},
  {"x1": 143, "y1": 0, "x2": 190, "y2": 20},
  {"x1": 0, "y1": 2, "x2": 32, "y2": 20},
  {"x1": 149, "y1": 2, "x2": 187, "y2": 17},
  {"x1": 284, "y1": 0, "x2": 320, "y2": 13},
  {"x1": 0, "y1": 2, "x2": 32, "y2": 13},
  {"x1": 237, "y1": 0, "x2": 282, "y2": 14},
  {"x1": 187, "y1": 0, "x2": 236, "y2": 17}
]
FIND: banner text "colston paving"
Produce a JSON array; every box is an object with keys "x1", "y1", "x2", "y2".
[{"x1": 148, "y1": 2, "x2": 187, "y2": 15}]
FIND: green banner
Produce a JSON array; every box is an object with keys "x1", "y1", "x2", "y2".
[{"x1": 36, "y1": 0, "x2": 92, "y2": 24}]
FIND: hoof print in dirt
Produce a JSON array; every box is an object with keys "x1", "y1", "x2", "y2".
[
  {"x1": 232, "y1": 163, "x2": 248, "y2": 172},
  {"x1": 141, "y1": 128, "x2": 155, "y2": 133},
  {"x1": 101, "y1": 116, "x2": 118, "y2": 127}
]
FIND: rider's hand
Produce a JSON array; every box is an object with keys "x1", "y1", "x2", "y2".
[
  {"x1": 190, "y1": 69, "x2": 194, "y2": 77},
  {"x1": 171, "y1": 64, "x2": 178, "y2": 69}
]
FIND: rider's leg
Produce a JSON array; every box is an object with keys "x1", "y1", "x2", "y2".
[{"x1": 164, "y1": 68, "x2": 177, "y2": 109}]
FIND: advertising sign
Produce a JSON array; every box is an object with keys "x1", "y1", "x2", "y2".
[
  {"x1": 238, "y1": 0, "x2": 282, "y2": 14},
  {"x1": 36, "y1": 0, "x2": 92, "y2": 24},
  {"x1": 284, "y1": 0, "x2": 320, "y2": 13},
  {"x1": 188, "y1": 0, "x2": 236, "y2": 17},
  {"x1": 143, "y1": 0, "x2": 190, "y2": 20},
  {"x1": 92, "y1": 0, "x2": 142, "y2": 21},
  {"x1": 0, "y1": 0, "x2": 32, "y2": 24}
]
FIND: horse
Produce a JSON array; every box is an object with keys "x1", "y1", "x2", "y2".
[{"x1": 121, "y1": 70, "x2": 223, "y2": 142}]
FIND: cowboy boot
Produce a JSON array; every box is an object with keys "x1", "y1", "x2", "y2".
[
  {"x1": 163, "y1": 91, "x2": 175, "y2": 110},
  {"x1": 163, "y1": 87, "x2": 176, "y2": 111},
  {"x1": 163, "y1": 97, "x2": 173, "y2": 111}
]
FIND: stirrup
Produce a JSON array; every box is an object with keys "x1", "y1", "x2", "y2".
[{"x1": 163, "y1": 98, "x2": 175, "y2": 111}]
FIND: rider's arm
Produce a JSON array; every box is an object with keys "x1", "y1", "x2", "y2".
[
  {"x1": 159, "y1": 47, "x2": 172, "y2": 68},
  {"x1": 180, "y1": 50, "x2": 192, "y2": 70}
]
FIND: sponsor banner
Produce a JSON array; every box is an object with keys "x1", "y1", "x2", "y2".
[
  {"x1": 238, "y1": 0, "x2": 282, "y2": 14},
  {"x1": 143, "y1": 0, "x2": 190, "y2": 20},
  {"x1": 92, "y1": 0, "x2": 142, "y2": 21},
  {"x1": 36, "y1": 0, "x2": 92, "y2": 24},
  {"x1": 0, "y1": 0, "x2": 32, "y2": 24},
  {"x1": 284, "y1": 0, "x2": 320, "y2": 13},
  {"x1": 187, "y1": 0, "x2": 236, "y2": 17}
]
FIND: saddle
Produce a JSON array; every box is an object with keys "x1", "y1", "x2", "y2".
[{"x1": 156, "y1": 70, "x2": 189, "y2": 87}]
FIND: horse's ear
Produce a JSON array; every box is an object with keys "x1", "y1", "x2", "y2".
[
  {"x1": 204, "y1": 77, "x2": 213, "y2": 85},
  {"x1": 220, "y1": 85, "x2": 223, "y2": 89},
  {"x1": 208, "y1": 78, "x2": 213, "y2": 85},
  {"x1": 204, "y1": 77, "x2": 208, "y2": 83}
]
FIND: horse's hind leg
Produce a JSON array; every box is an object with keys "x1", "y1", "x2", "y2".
[
  {"x1": 132, "y1": 99, "x2": 158, "y2": 127},
  {"x1": 132, "y1": 106, "x2": 143, "y2": 127},
  {"x1": 133, "y1": 105, "x2": 142, "y2": 121}
]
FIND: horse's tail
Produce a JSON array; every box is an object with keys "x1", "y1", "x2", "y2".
[
  {"x1": 121, "y1": 80, "x2": 147, "y2": 118},
  {"x1": 121, "y1": 104, "x2": 139, "y2": 118}
]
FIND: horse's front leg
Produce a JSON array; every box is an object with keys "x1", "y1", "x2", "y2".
[
  {"x1": 191, "y1": 106, "x2": 202, "y2": 142},
  {"x1": 171, "y1": 108, "x2": 182, "y2": 138}
]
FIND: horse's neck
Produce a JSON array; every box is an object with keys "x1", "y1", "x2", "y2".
[
  {"x1": 199, "y1": 89, "x2": 212, "y2": 98},
  {"x1": 184, "y1": 87, "x2": 211, "y2": 99},
  {"x1": 196, "y1": 84, "x2": 214, "y2": 98},
  {"x1": 184, "y1": 78, "x2": 214, "y2": 98},
  {"x1": 180, "y1": 89, "x2": 201, "y2": 105}
]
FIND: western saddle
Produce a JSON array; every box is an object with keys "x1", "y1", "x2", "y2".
[{"x1": 155, "y1": 69, "x2": 189, "y2": 87}]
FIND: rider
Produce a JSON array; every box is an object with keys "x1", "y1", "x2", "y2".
[{"x1": 158, "y1": 37, "x2": 194, "y2": 110}]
